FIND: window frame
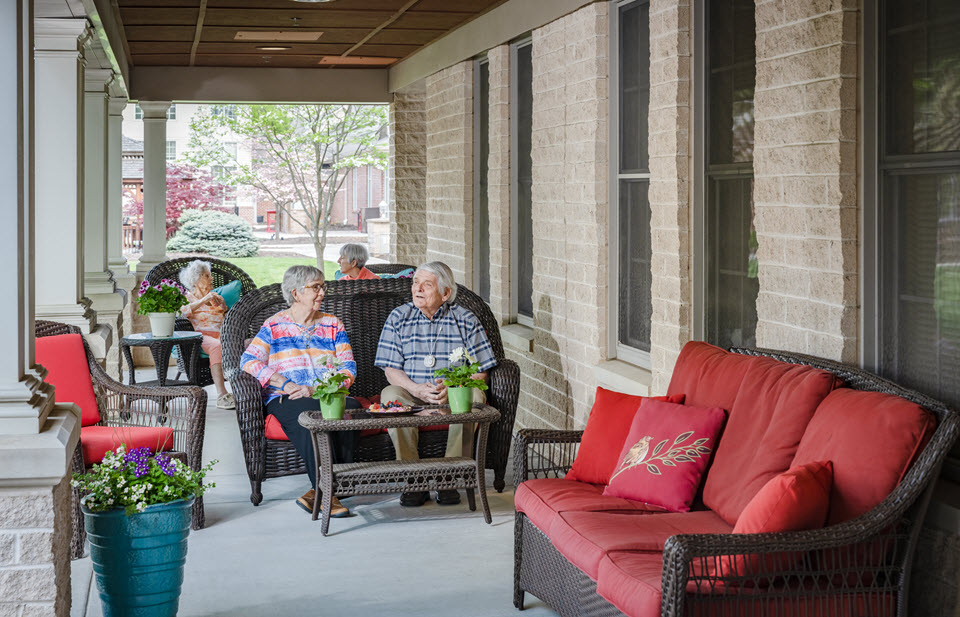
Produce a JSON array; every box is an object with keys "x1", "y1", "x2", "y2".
[
  {"x1": 473, "y1": 55, "x2": 491, "y2": 301},
  {"x1": 608, "y1": 0, "x2": 653, "y2": 367},
  {"x1": 510, "y1": 36, "x2": 534, "y2": 327},
  {"x1": 165, "y1": 140, "x2": 176, "y2": 161}
]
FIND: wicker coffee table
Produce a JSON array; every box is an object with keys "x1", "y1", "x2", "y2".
[{"x1": 299, "y1": 404, "x2": 500, "y2": 535}]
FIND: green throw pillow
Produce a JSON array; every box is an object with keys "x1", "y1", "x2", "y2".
[{"x1": 213, "y1": 279, "x2": 242, "y2": 309}]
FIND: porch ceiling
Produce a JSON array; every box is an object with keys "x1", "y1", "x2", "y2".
[{"x1": 116, "y1": 0, "x2": 508, "y2": 70}]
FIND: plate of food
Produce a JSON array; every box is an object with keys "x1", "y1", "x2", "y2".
[{"x1": 365, "y1": 401, "x2": 425, "y2": 416}]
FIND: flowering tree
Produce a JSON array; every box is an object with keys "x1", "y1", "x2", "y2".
[
  {"x1": 123, "y1": 163, "x2": 230, "y2": 239},
  {"x1": 186, "y1": 104, "x2": 388, "y2": 268}
]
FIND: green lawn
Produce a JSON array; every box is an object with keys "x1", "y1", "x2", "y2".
[{"x1": 127, "y1": 256, "x2": 338, "y2": 287}]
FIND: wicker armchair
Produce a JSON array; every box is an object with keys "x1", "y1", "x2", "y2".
[
  {"x1": 365, "y1": 263, "x2": 415, "y2": 276},
  {"x1": 37, "y1": 321, "x2": 208, "y2": 560},
  {"x1": 145, "y1": 257, "x2": 257, "y2": 386},
  {"x1": 512, "y1": 348, "x2": 960, "y2": 617},
  {"x1": 221, "y1": 277, "x2": 521, "y2": 506}
]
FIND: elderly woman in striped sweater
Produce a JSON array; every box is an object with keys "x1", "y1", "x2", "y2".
[{"x1": 240, "y1": 265, "x2": 360, "y2": 518}]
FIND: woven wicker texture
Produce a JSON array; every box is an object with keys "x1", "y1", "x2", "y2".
[
  {"x1": 220, "y1": 275, "x2": 520, "y2": 505},
  {"x1": 37, "y1": 321, "x2": 208, "y2": 560},
  {"x1": 302, "y1": 405, "x2": 498, "y2": 534},
  {"x1": 145, "y1": 257, "x2": 257, "y2": 387},
  {"x1": 513, "y1": 347, "x2": 960, "y2": 617}
]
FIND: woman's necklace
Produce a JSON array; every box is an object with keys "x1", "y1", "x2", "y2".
[{"x1": 423, "y1": 323, "x2": 443, "y2": 368}]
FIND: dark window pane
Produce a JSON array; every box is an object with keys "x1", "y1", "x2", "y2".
[
  {"x1": 619, "y1": 1, "x2": 650, "y2": 173},
  {"x1": 619, "y1": 180, "x2": 652, "y2": 351},
  {"x1": 708, "y1": 0, "x2": 755, "y2": 165},
  {"x1": 880, "y1": 172, "x2": 960, "y2": 408},
  {"x1": 517, "y1": 43, "x2": 534, "y2": 318},
  {"x1": 706, "y1": 176, "x2": 759, "y2": 348},
  {"x1": 477, "y1": 61, "x2": 491, "y2": 302},
  {"x1": 884, "y1": 0, "x2": 960, "y2": 154}
]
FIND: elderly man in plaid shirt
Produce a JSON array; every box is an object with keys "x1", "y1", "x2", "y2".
[{"x1": 374, "y1": 261, "x2": 497, "y2": 507}]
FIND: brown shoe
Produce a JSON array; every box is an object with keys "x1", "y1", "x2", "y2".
[{"x1": 296, "y1": 489, "x2": 350, "y2": 518}]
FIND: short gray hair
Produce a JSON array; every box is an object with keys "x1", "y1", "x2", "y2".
[
  {"x1": 416, "y1": 261, "x2": 457, "y2": 304},
  {"x1": 339, "y1": 243, "x2": 369, "y2": 269},
  {"x1": 179, "y1": 260, "x2": 212, "y2": 291},
  {"x1": 281, "y1": 265, "x2": 324, "y2": 306}
]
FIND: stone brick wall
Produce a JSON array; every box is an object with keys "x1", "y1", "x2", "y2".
[
  {"x1": 389, "y1": 84, "x2": 427, "y2": 266},
  {"x1": 508, "y1": 2, "x2": 610, "y2": 431},
  {"x1": 425, "y1": 62, "x2": 474, "y2": 282},
  {"x1": 486, "y1": 45, "x2": 511, "y2": 324},
  {"x1": 752, "y1": 1, "x2": 859, "y2": 363},
  {"x1": 648, "y1": 0, "x2": 694, "y2": 394},
  {"x1": 0, "y1": 477, "x2": 71, "y2": 617}
]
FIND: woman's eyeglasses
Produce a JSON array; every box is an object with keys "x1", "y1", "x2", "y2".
[{"x1": 303, "y1": 283, "x2": 326, "y2": 293}]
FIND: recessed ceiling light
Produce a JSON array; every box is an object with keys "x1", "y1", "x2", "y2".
[
  {"x1": 235, "y1": 31, "x2": 322, "y2": 41},
  {"x1": 256, "y1": 46, "x2": 292, "y2": 51}
]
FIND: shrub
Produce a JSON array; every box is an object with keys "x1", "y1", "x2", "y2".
[{"x1": 166, "y1": 210, "x2": 259, "y2": 258}]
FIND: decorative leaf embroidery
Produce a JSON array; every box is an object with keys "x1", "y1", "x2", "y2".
[{"x1": 610, "y1": 431, "x2": 712, "y2": 480}]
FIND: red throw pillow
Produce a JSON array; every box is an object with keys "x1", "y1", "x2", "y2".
[
  {"x1": 565, "y1": 388, "x2": 685, "y2": 485},
  {"x1": 36, "y1": 334, "x2": 101, "y2": 427},
  {"x1": 602, "y1": 400, "x2": 725, "y2": 512},
  {"x1": 717, "y1": 461, "x2": 833, "y2": 579}
]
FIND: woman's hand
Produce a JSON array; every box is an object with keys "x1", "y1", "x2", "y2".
[{"x1": 285, "y1": 383, "x2": 313, "y2": 400}]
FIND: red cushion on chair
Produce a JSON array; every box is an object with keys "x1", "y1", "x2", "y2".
[
  {"x1": 666, "y1": 341, "x2": 755, "y2": 411},
  {"x1": 565, "y1": 388, "x2": 685, "y2": 485},
  {"x1": 36, "y1": 334, "x2": 101, "y2": 427},
  {"x1": 264, "y1": 414, "x2": 290, "y2": 441},
  {"x1": 515, "y1": 478, "x2": 662, "y2": 532},
  {"x1": 602, "y1": 400, "x2": 726, "y2": 512},
  {"x1": 80, "y1": 425, "x2": 174, "y2": 465}
]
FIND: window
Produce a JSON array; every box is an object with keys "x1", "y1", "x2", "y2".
[
  {"x1": 165, "y1": 140, "x2": 176, "y2": 161},
  {"x1": 474, "y1": 58, "x2": 491, "y2": 302},
  {"x1": 703, "y1": 0, "x2": 757, "y2": 349},
  {"x1": 134, "y1": 104, "x2": 142, "y2": 120},
  {"x1": 134, "y1": 103, "x2": 176, "y2": 121},
  {"x1": 875, "y1": 0, "x2": 960, "y2": 409},
  {"x1": 224, "y1": 141, "x2": 238, "y2": 161},
  {"x1": 511, "y1": 39, "x2": 534, "y2": 322},
  {"x1": 611, "y1": 0, "x2": 653, "y2": 359},
  {"x1": 212, "y1": 105, "x2": 237, "y2": 120}
]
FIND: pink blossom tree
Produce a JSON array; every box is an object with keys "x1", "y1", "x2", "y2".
[{"x1": 123, "y1": 163, "x2": 230, "y2": 239}]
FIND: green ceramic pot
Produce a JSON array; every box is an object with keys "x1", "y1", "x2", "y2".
[
  {"x1": 320, "y1": 392, "x2": 346, "y2": 419},
  {"x1": 448, "y1": 386, "x2": 474, "y2": 414}
]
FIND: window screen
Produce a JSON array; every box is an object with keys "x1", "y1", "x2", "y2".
[
  {"x1": 516, "y1": 43, "x2": 534, "y2": 319},
  {"x1": 476, "y1": 60, "x2": 491, "y2": 302}
]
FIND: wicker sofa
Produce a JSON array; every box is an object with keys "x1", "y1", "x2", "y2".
[
  {"x1": 220, "y1": 276, "x2": 521, "y2": 505},
  {"x1": 35, "y1": 321, "x2": 207, "y2": 559},
  {"x1": 512, "y1": 341, "x2": 959, "y2": 617},
  {"x1": 145, "y1": 257, "x2": 257, "y2": 386}
]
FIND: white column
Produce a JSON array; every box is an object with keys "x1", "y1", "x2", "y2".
[
  {"x1": 83, "y1": 66, "x2": 115, "y2": 295},
  {"x1": 34, "y1": 19, "x2": 96, "y2": 333},
  {"x1": 107, "y1": 95, "x2": 129, "y2": 274},
  {"x1": 136, "y1": 101, "x2": 171, "y2": 274},
  {"x1": 1, "y1": 4, "x2": 81, "y2": 616}
]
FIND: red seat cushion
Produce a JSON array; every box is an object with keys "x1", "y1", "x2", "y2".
[
  {"x1": 791, "y1": 388, "x2": 935, "y2": 526},
  {"x1": 264, "y1": 414, "x2": 289, "y2": 440},
  {"x1": 603, "y1": 400, "x2": 726, "y2": 512},
  {"x1": 666, "y1": 341, "x2": 755, "y2": 411},
  {"x1": 80, "y1": 425, "x2": 174, "y2": 465},
  {"x1": 36, "y1": 334, "x2": 101, "y2": 427},
  {"x1": 515, "y1": 478, "x2": 662, "y2": 532},
  {"x1": 566, "y1": 388, "x2": 685, "y2": 485},
  {"x1": 596, "y1": 551, "x2": 664, "y2": 617},
  {"x1": 702, "y1": 355, "x2": 840, "y2": 524},
  {"x1": 551, "y1": 510, "x2": 732, "y2": 580}
]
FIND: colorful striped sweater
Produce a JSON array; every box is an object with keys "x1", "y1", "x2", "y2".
[{"x1": 240, "y1": 310, "x2": 357, "y2": 404}]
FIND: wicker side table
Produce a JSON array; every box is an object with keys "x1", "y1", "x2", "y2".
[
  {"x1": 299, "y1": 404, "x2": 501, "y2": 535},
  {"x1": 120, "y1": 331, "x2": 203, "y2": 386}
]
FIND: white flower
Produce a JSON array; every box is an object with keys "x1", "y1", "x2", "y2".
[{"x1": 448, "y1": 347, "x2": 466, "y2": 363}]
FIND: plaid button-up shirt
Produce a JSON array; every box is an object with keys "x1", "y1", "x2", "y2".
[{"x1": 374, "y1": 302, "x2": 497, "y2": 383}]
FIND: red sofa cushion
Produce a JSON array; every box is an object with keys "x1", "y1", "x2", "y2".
[
  {"x1": 551, "y1": 510, "x2": 732, "y2": 580},
  {"x1": 80, "y1": 425, "x2": 174, "y2": 465},
  {"x1": 718, "y1": 461, "x2": 833, "y2": 579},
  {"x1": 596, "y1": 551, "x2": 664, "y2": 617},
  {"x1": 702, "y1": 355, "x2": 840, "y2": 524},
  {"x1": 36, "y1": 334, "x2": 101, "y2": 427},
  {"x1": 791, "y1": 388, "x2": 935, "y2": 526},
  {"x1": 264, "y1": 414, "x2": 289, "y2": 440},
  {"x1": 666, "y1": 341, "x2": 755, "y2": 411},
  {"x1": 515, "y1": 478, "x2": 662, "y2": 532},
  {"x1": 603, "y1": 400, "x2": 726, "y2": 512},
  {"x1": 566, "y1": 388, "x2": 685, "y2": 485}
]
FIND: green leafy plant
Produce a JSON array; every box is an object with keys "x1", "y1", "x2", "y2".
[
  {"x1": 311, "y1": 355, "x2": 351, "y2": 404},
  {"x1": 136, "y1": 279, "x2": 188, "y2": 315},
  {"x1": 72, "y1": 445, "x2": 217, "y2": 515},
  {"x1": 434, "y1": 347, "x2": 489, "y2": 390},
  {"x1": 166, "y1": 210, "x2": 259, "y2": 258}
]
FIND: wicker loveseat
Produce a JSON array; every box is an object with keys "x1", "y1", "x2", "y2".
[
  {"x1": 36, "y1": 321, "x2": 207, "y2": 559},
  {"x1": 220, "y1": 276, "x2": 521, "y2": 505},
  {"x1": 512, "y1": 342, "x2": 959, "y2": 617},
  {"x1": 145, "y1": 257, "x2": 257, "y2": 386}
]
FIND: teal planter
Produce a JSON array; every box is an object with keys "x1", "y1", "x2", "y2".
[{"x1": 82, "y1": 496, "x2": 194, "y2": 617}]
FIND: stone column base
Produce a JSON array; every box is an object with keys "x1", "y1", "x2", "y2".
[
  {"x1": 36, "y1": 301, "x2": 96, "y2": 335},
  {"x1": 88, "y1": 289, "x2": 127, "y2": 381},
  {"x1": 83, "y1": 271, "x2": 116, "y2": 296}
]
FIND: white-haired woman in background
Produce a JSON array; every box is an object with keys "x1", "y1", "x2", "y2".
[
  {"x1": 336, "y1": 243, "x2": 379, "y2": 281},
  {"x1": 179, "y1": 260, "x2": 234, "y2": 409}
]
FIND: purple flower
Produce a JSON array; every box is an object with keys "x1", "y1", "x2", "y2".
[
  {"x1": 155, "y1": 454, "x2": 176, "y2": 477},
  {"x1": 123, "y1": 447, "x2": 153, "y2": 478}
]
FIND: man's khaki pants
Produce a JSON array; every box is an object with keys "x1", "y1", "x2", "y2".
[{"x1": 382, "y1": 385, "x2": 486, "y2": 460}]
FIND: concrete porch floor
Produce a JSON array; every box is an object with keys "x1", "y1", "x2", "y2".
[{"x1": 70, "y1": 373, "x2": 555, "y2": 617}]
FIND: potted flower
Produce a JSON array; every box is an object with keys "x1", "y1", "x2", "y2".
[
  {"x1": 72, "y1": 445, "x2": 216, "y2": 617},
  {"x1": 435, "y1": 347, "x2": 488, "y2": 413},
  {"x1": 312, "y1": 355, "x2": 351, "y2": 419},
  {"x1": 137, "y1": 278, "x2": 188, "y2": 337}
]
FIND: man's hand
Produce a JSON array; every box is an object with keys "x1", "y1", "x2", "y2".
[{"x1": 413, "y1": 380, "x2": 447, "y2": 404}]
